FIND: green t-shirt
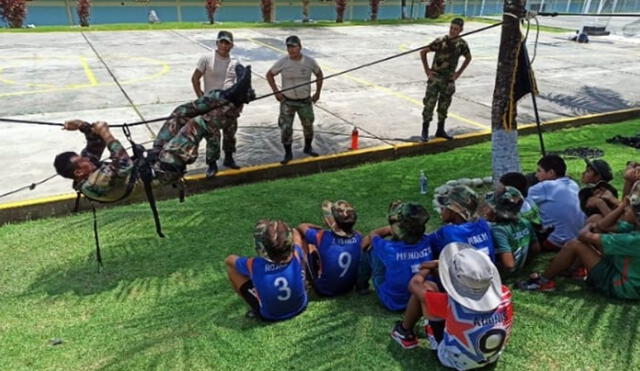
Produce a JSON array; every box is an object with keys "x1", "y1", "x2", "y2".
[
  {"x1": 491, "y1": 218, "x2": 537, "y2": 274},
  {"x1": 599, "y1": 221, "x2": 640, "y2": 299}
]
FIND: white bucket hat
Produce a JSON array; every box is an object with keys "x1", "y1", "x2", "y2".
[{"x1": 439, "y1": 242, "x2": 502, "y2": 312}]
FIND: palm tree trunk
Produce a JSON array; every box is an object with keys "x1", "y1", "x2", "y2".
[{"x1": 491, "y1": 0, "x2": 527, "y2": 179}]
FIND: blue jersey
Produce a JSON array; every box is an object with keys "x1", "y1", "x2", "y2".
[
  {"x1": 433, "y1": 219, "x2": 496, "y2": 262},
  {"x1": 371, "y1": 234, "x2": 434, "y2": 311},
  {"x1": 235, "y1": 246, "x2": 308, "y2": 321},
  {"x1": 305, "y1": 229, "x2": 362, "y2": 296}
]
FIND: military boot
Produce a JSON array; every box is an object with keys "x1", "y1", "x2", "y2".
[
  {"x1": 421, "y1": 122, "x2": 430, "y2": 142},
  {"x1": 281, "y1": 144, "x2": 293, "y2": 165},
  {"x1": 303, "y1": 138, "x2": 319, "y2": 157},
  {"x1": 223, "y1": 150, "x2": 240, "y2": 169},
  {"x1": 206, "y1": 162, "x2": 218, "y2": 177},
  {"x1": 220, "y1": 64, "x2": 256, "y2": 106},
  {"x1": 435, "y1": 120, "x2": 453, "y2": 140}
]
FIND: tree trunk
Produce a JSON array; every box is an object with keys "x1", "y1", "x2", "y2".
[
  {"x1": 490, "y1": 0, "x2": 527, "y2": 180},
  {"x1": 302, "y1": 0, "x2": 310, "y2": 22},
  {"x1": 370, "y1": 0, "x2": 379, "y2": 21},
  {"x1": 335, "y1": 0, "x2": 346, "y2": 22}
]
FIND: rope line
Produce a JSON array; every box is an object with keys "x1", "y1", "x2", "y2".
[{"x1": 537, "y1": 12, "x2": 640, "y2": 17}]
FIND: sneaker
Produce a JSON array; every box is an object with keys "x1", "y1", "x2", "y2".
[
  {"x1": 517, "y1": 273, "x2": 556, "y2": 292},
  {"x1": 390, "y1": 321, "x2": 419, "y2": 349},
  {"x1": 423, "y1": 322, "x2": 439, "y2": 350},
  {"x1": 571, "y1": 267, "x2": 588, "y2": 281}
]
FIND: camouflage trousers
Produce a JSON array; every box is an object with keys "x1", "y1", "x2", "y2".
[
  {"x1": 422, "y1": 78, "x2": 456, "y2": 125},
  {"x1": 154, "y1": 103, "x2": 240, "y2": 181},
  {"x1": 278, "y1": 98, "x2": 314, "y2": 145},
  {"x1": 152, "y1": 90, "x2": 241, "y2": 164}
]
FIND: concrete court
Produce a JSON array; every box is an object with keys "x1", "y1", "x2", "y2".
[{"x1": 1, "y1": 21, "x2": 639, "y2": 204}]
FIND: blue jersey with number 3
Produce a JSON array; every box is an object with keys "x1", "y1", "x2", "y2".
[
  {"x1": 236, "y1": 246, "x2": 307, "y2": 321},
  {"x1": 305, "y1": 229, "x2": 362, "y2": 296}
]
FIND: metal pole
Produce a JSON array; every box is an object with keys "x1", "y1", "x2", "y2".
[{"x1": 480, "y1": 0, "x2": 486, "y2": 15}]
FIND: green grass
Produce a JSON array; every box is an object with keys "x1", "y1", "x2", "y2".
[{"x1": 2, "y1": 119, "x2": 640, "y2": 369}]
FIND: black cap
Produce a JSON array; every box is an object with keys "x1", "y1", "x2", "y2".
[
  {"x1": 585, "y1": 159, "x2": 613, "y2": 182},
  {"x1": 285, "y1": 35, "x2": 301, "y2": 46},
  {"x1": 217, "y1": 30, "x2": 233, "y2": 43}
]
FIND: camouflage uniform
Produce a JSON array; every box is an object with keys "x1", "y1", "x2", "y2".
[
  {"x1": 152, "y1": 90, "x2": 241, "y2": 165},
  {"x1": 156, "y1": 91, "x2": 240, "y2": 175},
  {"x1": 278, "y1": 98, "x2": 314, "y2": 145},
  {"x1": 422, "y1": 36, "x2": 471, "y2": 127},
  {"x1": 75, "y1": 122, "x2": 134, "y2": 202}
]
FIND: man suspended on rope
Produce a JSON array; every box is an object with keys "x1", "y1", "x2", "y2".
[
  {"x1": 150, "y1": 63, "x2": 255, "y2": 181},
  {"x1": 420, "y1": 17, "x2": 472, "y2": 142},
  {"x1": 53, "y1": 63, "x2": 255, "y2": 198}
]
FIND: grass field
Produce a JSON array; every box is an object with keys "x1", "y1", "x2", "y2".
[
  {"x1": 2, "y1": 119, "x2": 639, "y2": 370},
  {"x1": 0, "y1": 15, "x2": 571, "y2": 33}
]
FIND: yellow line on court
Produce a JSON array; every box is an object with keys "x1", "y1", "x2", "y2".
[
  {"x1": 248, "y1": 37, "x2": 488, "y2": 130},
  {"x1": 79, "y1": 56, "x2": 99, "y2": 86}
]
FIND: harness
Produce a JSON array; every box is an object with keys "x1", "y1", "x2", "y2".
[{"x1": 74, "y1": 125, "x2": 184, "y2": 270}]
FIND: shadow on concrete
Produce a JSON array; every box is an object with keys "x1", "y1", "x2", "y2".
[{"x1": 540, "y1": 86, "x2": 636, "y2": 115}]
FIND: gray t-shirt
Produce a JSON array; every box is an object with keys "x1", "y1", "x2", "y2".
[
  {"x1": 269, "y1": 55, "x2": 321, "y2": 100},
  {"x1": 196, "y1": 52, "x2": 238, "y2": 93}
]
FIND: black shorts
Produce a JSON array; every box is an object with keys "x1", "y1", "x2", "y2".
[{"x1": 239, "y1": 280, "x2": 262, "y2": 318}]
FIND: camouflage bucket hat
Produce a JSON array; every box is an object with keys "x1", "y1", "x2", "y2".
[
  {"x1": 254, "y1": 220, "x2": 294, "y2": 263},
  {"x1": 436, "y1": 185, "x2": 478, "y2": 221},
  {"x1": 387, "y1": 201, "x2": 429, "y2": 242},
  {"x1": 629, "y1": 181, "x2": 640, "y2": 222},
  {"x1": 322, "y1": 200, "x2": 357, "y2": 237},
  {"x1": 485, "y1": 186, "x2": 523, "y2": 221}
]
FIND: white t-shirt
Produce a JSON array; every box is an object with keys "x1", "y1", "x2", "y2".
[
  {"x1": 196, "y1": 52, "x2": 238, "y2": 93},
  {"x1": 269, "y1": 55, "x2": 321, "y2": 100}
]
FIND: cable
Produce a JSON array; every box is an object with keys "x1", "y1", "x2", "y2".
[
  {"x1": 537, "y1": 12, "x2": 640, "y2": 17},
  {"x1": 0, "y1": 174, "x2": 58, "y2": 199}
]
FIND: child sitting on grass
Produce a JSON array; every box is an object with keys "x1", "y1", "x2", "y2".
[
  {"x1": 357, "y1": 201, "x2": 434, "y2": 311},
  {"x1": 297, "y1": 200, "x2": 362, "y2": 297},
  {"x1": 520, "y1": 181, "x2": 640, "y2": 299},
  {"x1": 483, "y1": 186, "x2": 539, "y2": 276},
  {"x1": 225, "y1": 220, "x2": 308, "y2": 321},
  {"x1": 390, "y1": 243, "x2": 513, "y2": 371}
]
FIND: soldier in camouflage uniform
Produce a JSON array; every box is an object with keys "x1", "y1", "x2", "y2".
[
  {"x1": 266, "y1": 35, "x2": 324, "y2": 165},
  {"x1": 53, "y1": 65, "x2": 255, "y2": 196},
  {"x1": 420, "y1": 18, "x2": 472, "y2": 142},
  {"x1": 54, "y1": 120, "x2": 134, "y2": 202},
  {"x1": 150, "y1": 64, "x2": 254, "y2": 178}
]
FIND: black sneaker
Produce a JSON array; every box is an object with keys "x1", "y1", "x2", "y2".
[{"x1": 390, "y1": 321, "x2": 419, "y2": 349}]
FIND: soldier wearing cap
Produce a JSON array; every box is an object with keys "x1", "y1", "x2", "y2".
[
  {"x1": 484, "y1": 186, "x2": 540, "y2": 275},
  {"x1": 191, "y1": 30, "x2": 243, "y2": 176},
  {"x1": 297, "y1": 200, "x2": 363, "y2": 297},
  {"x1": 357, "y1": 201, "x2": 434, "y2": 311},
  {"x1": 266, "y1": 35, "x2": 324, "y2": 165},
  {"x1": 225, "y1": 220, "x2": 308, "y2": 321},
  {"x1": 419, "y1": 17, "x2": 472, "y2": 142},
  {"x1": 520, "y1": 180, "x2": 640, "y2": 299},
  {"x1": 432, "y1": 185, "x2": 496, "y2": 262}
]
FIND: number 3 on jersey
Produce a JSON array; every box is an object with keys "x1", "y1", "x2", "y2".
[{"x1": 274, "y1": 277, "x2": 291, "y2": 301}]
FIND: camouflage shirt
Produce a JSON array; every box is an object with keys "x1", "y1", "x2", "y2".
[
  {"x1": 76, "y1": 123, "x2": 134, "y2": 202},
  {"x1": 428, "y1": 36, "x2": 471, "y2": 80}
]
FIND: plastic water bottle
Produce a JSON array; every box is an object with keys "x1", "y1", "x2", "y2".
[{"x1": 419, "y1": 170, "x2": 428, "y2": 195}]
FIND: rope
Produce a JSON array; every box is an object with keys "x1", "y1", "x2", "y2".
[
  {"x1": 0, "y1": 21, "x2": 504, "y2": 129},
  {"x1": 0, "y1": 174, "x2": 58, "y2": 199},
  {"x1": 537, "y1": 12, "x2": 640, "y2": 17}
]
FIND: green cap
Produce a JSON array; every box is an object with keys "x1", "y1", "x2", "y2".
[
  {"x1": 253, "y1": 220, "x2": 293, "y2": 263},
  {"x1": 485, "y1": 186, "x2": 523, "y2": 221},
  {"x1": 387, "y1": 201, "x2": 429, "y2": 243}
]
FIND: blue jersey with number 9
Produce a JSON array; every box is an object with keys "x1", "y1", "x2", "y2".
[
  {"x1": 306, "y1": 229, "x2": 362, "y2": 296},
  {"x1": 236, "y1": 245, "x2": 308, "y2": 321}
]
